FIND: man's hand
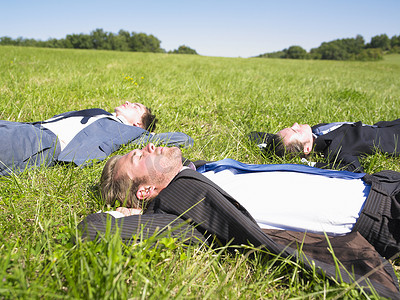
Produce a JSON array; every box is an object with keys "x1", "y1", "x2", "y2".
[{"x1": 116, "y1": 207, "x2": 142, "y2": 216}]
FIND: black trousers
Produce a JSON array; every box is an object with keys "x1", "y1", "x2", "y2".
[{"x1": 353, "y1": 170, "x2": 400, "y2": 259}]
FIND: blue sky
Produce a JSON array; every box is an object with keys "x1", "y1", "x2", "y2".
[{"x1": 1, "y1": 0, "x2": 399, "y2": 57}]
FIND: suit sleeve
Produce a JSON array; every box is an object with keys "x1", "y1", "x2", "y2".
[
  {"x1": 374, "y1": 119, "x2": 400, "y2": 127},
  {"x1": 147, "y1": 173, "x2": 287, "y2": 255},
  {"x1": 315, "y1": 153, "x2": 363, "y2": 172},
  {"x1": 145, "y1": 172, "x2": 400, "y2": 299},
  {"x1": 58, "y1": 119, "x2": 148, "y2": 166},
  {"x1": 77, "y1": 212, "x2": 208, "y2": 245},
  {"x1": 129, "y1": 132, "x2": 194, "y2": 148}
]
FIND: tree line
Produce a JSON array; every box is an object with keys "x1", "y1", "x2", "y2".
[
  {"x1": 0, "y1": 28, "x2": 198, "y2": 55},
  {"x1": 258, "y1": 34, "x2": 400, "y2": 61},
  {"x1": 1, "y1": 29, "x2": 398, "y2": 60}
]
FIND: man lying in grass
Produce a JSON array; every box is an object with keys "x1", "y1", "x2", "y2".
[
  {"x1": 0, "y1": 102, "x2": 193, "y2": 176},
  {"x1": 249, "y1": 118, "x2": 400, "y2": 172},
  {"x1": 79, "y1": 143, "x2": 400, "y2": 299}
]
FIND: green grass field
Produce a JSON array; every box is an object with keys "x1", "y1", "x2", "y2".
[{"x1": 1, "y1": 46, "x2": 400, "y2": 299}]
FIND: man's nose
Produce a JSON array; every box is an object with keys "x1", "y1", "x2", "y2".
[
  {"x1": 145, "y1": 143, "x2": 155, "y2": 153},
  {"x1": 292, "y1": 122, "x2": 300, "y2": 129}
]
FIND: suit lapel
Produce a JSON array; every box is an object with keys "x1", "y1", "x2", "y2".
[
  {"x1": 175, "y1": 169, "x2": 257, "y2": 220},
  {"x1": 41, "y1": 108, "x2": 111, "y2": 124},
  {"x1": 145, "y1": 168, "x2": 400, "y2": 298},
  {"x1": 146, "y1": 168, "x2": 258, "y2": 224},
  {"x1": 313, "y1": 123, "x2": 352, "y2": 153}
]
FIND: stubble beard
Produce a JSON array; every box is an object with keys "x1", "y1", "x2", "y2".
[{"x1": 145, "y1": 147, "x2": 182, "y2": 187}]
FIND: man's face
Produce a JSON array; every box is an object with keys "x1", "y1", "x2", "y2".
[
  {"x1": 114, "y1": 101, "x2": 147, "y2": 128},
  {"x1": 114, "y1": 143, "x2": 183, "y2": 190},
  {"x1": 277, "y1": 123, "x2": 314, "y2": 152}
]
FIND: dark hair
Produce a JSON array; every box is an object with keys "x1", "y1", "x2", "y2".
[
  {"x1": 100, "y1": 155, "x2": 147, "y2": 208},
  {"x1": 267, "y1": 134, "x2": 286, "y2": 156},
  {"x1": 141, "y1": 107, "x2": 158, "y2": 131},
  {"x1": 274, "y1": 133, "x2": 306, "y2": 158},
  {"x1": 248, "y1": 132, "x2": 283, "y2": 155},
  {"x1": 248, "y1": 131, "x2": 305, "y2": 157}
]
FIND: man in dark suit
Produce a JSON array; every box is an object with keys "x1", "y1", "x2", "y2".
[
  {"x1": 249, "y1": 119, "x2": 400, "y2": 172},
  {"x1": 78, "y1": 143, "x2": 400, "y2": 298},
  {"x1": 0, "y1": 102, "x2": 193, "y2": 176}
]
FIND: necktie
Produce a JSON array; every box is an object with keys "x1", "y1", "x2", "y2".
[
  {"x1": 187, "y1": 162, "x2": 196, "y2": 170},
  {"x1": 196, "y1": 158, "x2": 365, "y2": 180},
  {"x1": 313, "y1": 122, "x2": 352, "y2": 136},
  {"x1": 182, "y1": 157, "x2": 196, "y2": 170}
]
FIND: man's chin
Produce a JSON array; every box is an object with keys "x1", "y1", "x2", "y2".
[
  {"x1": 148, "y1": 148, "x2": 183, "y2": 174},
  {"x1": 172, "y1": 147, "x2": 182, "y2": 157},
  {"x1": 165, "y1": 146, "x2": 181, "y2": 158}
]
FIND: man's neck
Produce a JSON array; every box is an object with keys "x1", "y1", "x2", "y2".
[{"x1": 112, "y1": 113, "x2": 131, "y2": 126}]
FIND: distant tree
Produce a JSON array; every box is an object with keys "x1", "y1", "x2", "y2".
[
  {"x1": 91, "y1": 28, "x2": 111, "y2": 50},
  {"x1": 310, "y1": 36, "x2": 365, "y2": 60},
  {"x1": 118, "y1": 29, "x2": 131, "y2": 41},
  {"x1": 391, "y1": 35, "x2": 400, "y2": 48},
  {"x1": 109, "y1": 34, "x2": 129, "y2": 51},
  {"x1": 129, "y1": 32, "x2": 164, "y2": 53},
  {"x1": 2, "y1": 30, "x2": 398, "y2": 59},
  {"x1": 0, "y1": 36, "x2": 15, "y2": 45},
  {"x1": 356, "y1": 48, "x2": 383, "y2": 61},
  {"x1": 80, "y1": 35, "x2": 93, "y2": 49},
  {"x1": 49, "y1": 37, "x2": 72, "y2": 49},
  {"x1": 368, "y1": 34, "x2": 390, "y2": 51},
  {"x1": 170, "y1": 45, "x2": 198, "y2": 54},
  {"x1": 65, "y1": 34, "x2": 80, "y2": 48},
  {"x1": 0, "y1": 29, "x2": 160, "y2": 52},
  {"x1": 66, "y1": 33, "x2": 93, "y2": 49},
  {"x1": 343, "y1": 35, "x2": 365, "y2": 54},
  {"x1": 285, "y1": 45, "x2": 307, "y2": 59},
  {"x1": 20, "y1": 38, "x2": 39, "y2": 47},
  {"x1": 312, "y1": 42, "x2": 349, "y2": 60},
  {"x1": 113, "y1": 30, "x2": 131, "y2": 51},
  {"x1": 309, "y1": 48, "x2": 322, "y2": 59},
  {"x1": 390, "y1": 35, "x2": 400, "y2": 53},
  {"x1": 43, "y1": 38, "x2": 59, "y2": 48},
  {"x1": 257, "y1": 50, "x2": 286, "y2": 59},
  {"x1": 257, "y1": 35, "x2": 375, "y2": 61}
]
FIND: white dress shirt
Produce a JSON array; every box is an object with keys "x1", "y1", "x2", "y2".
[
  {"x1": 42, "y1": 113, "x2": 127, "y2": 150},
  {"x1": 203, "y1": 169, "x2": 369, "y2": 235}
]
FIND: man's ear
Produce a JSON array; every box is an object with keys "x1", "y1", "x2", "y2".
[
  {"x1": 303, "y1": 142, "x2": 312, "y2": 155},
  {"x1": 133, "y1": 121, "x2": 144, "y2": 129},
  {"x1": 136, "y1": 185, "x2": 156, "y2": 200},
  {"x1": 303, "y1": 145, "x2": 310, "y2": 155}
]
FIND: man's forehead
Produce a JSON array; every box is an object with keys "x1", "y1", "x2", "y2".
[
  {"x1": 114, "y1": 152, "x2": 137, "y2": 180},
  {"x1": 116, "y1": 149, "x2": 151, "y2": 180},
  {"x1": 113, "y1": 155, "x2": 127, "y2": 180},
  {"x1": 138, "y1": 103, "x2": 147, "y2": 112},
  {"x1": 278, "y1": 128, "x2": 296, "y2": 144},
  {"x1": 278, "y1": 127, "x2": 291, "y2": 137}
]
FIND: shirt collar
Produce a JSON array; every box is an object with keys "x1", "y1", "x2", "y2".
[{"x1": 111, "y1": 113, "x2": 131, "y2": 125}]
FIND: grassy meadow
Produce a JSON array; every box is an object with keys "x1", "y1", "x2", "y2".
[{"x1": 1, "y1": 45, "x2": 400, "y2": 299}]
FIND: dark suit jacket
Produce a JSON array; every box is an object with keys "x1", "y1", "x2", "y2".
[
  {"x1": 79, "y1": 168, "x2": 400, "y2": 298},
  {"x1": 313, "y1": 119, "x2": 400, "y2": 172}
]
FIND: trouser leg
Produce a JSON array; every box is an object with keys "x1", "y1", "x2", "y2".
[
  {"x1": 0, "y1": 120, "x2": 60, "y2": 176},
  {"x1": 354, "y1": 171, "x2": 400, "y2": 259}
]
